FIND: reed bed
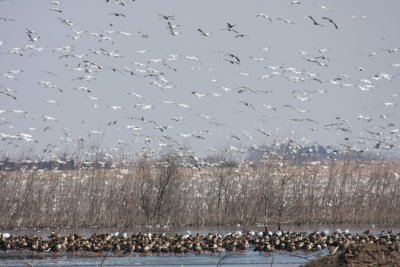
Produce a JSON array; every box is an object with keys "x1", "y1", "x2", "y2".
[{"x1": 0, "y1": 152, "x2": 399, "y2": 229}]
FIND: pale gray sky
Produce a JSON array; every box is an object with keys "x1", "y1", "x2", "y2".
[{"x1": 0, "y1": 0, "x2": 399, "y2": 158}]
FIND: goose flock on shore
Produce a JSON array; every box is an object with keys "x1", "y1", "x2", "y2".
[
  {"x1": 0, "y1": 0, "x2": 399, "y2": 160},
  {"x1": 1, "y1": 229, "x2": 399, "y2": 258}
]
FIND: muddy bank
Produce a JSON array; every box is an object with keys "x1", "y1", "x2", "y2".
[{"x1": 305, "y1": 243, "x2": 400, "y2": 267}]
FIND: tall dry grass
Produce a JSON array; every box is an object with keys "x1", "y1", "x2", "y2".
[{"x1": 0, "y1": 150, "x2": 399, "y2": 229}]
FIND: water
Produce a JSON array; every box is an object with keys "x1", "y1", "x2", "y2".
[
  {"x1": 0, "y1": 250, "x2": 325, "y2": 267},
  {"x1": 1, "y1": 224, "x2": 394, "y2": 266}
]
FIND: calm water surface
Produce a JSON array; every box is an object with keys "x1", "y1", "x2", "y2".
[{"x1": 0, "y1": 251, "x2": 324, "y2": 267}]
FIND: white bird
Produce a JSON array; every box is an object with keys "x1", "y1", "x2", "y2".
[
  {"x1": 192, "y1": 91, "x2": 207, "y2": 98},
  {"x1": 118, "y1": 31, "x2": 132, "y2": 36},
  {"x1": 58, "y1": 18, "x2": 74, "y2": 26},
  {"x1": 88, "y1": 95, "x2": 99, "y2": 101},
  {"x1": 89, "y1": 130, "x2": 102, "y2": 135},
  {"x1": 277, "y1": 17, "x2": 295, "y2": 24},
  {"x1": 167, "y1": 21, "x2": 180, "y2": 29},
  {"x1": 2, "y1": 73, "x2": 17, "y2": 80},
  {"x1": 126, "y1": 126, "x2": 143, "y2": 131},
  {"x1": 128, "y1": 92, "x2": 143, "y2": 99},
  {"x1": 295, "y1": 95, "x2": 311, "y2": 101},
  {"x1": 46, "y1": 100, "x2": 59, "y2": 105},
  {"x1": 135, "y1": 103, "x2": 153, "y2": 110},
  {"x1": 249, "y1": 56, "x2": 265, "y2": 62},
  {"x1": 169, "y1": 29, "x2": 181, "y2": 36},
  {"x1": 177, "y1": 103, "x2": 191, "y2": 109},
  {"x1": 197, "y1": 28, "x2": 212, "y2": 36},
  {"x1": 18, "y1": 133, "x2": 38, "y2": 143},
  {"x1": 74, "y1": 86, "x2": 91, "y2": 93},
  {"x1": 199, "y1": 114, "x2": 213, "y2": 120},
  {"x1": 185, "y1": 55, "x2": 201, "y2": 62},
  {"x1": 383, "y1": 102, "x2": 396, "y2": 106},
  {"x1": 43, "y1": 115, "x2": 57, "y2": 122},
  {"x1": 262, "y1": 104, "x2": 277, "y2": 111},
  {"x1": 220, "y1": 86, "x2": 233, "y2": 92},
  {"x1": 108, "y1": 105, "x2": 123, "y2": 110},
  {"x1": 256, "y1": 14, "x2": 272, "y2": 22},
  {"x1": 50, "y1": 8, "x2": 62, "y2": 13}
]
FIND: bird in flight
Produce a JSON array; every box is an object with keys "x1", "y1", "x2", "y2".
[
  {"x1": 308, "y1": 16, "x2": 324, "y2": 27},
  {"x1": 227, "y1": 22, "x2": 236, "y2": 28},
  {"x1": 322, "y1": 17, "x2": 338, "y2": 29},
  {"x1": 222, "y1": 22, "x2": 238, "y2": 33},
  {"x1": 235, "y1": 34, "x2": 249, "y2": 38},
  {"x1": 225, "y1": 53, "x2": 240, "y2": 63},
  {"x1": 197, "y1": 28, "x2": 212, "y2": 36},
  {"x1": 167, "y1": 21, "x2": 180, "y2": 30},
  {"x1": 0, "y1": 91, "x2": 17, "y2": 100},
  {"x1": 0, "y1": 17, "x2": 15, "y2": 22},
  {"x1": 224, "y1": 59, "x2": 240, "y2": 65},
  {"x1": 256, "y1": 14, "x2": 272, "y2": 22},
  {"x1": 27, "y1": 33, "x2": 40, "y2": 42},
  {"x1": 159, "y1": 13, "x2": 175, "y2": 20},
  {"x1": 239, "y1": 101, "x2": 256, "y2": 110},
  {"x1": 110, "y1": 13, "x2": 126, "y2": 17},
  {"x1": 277, "y1": 17, "x2": 295, "y2": 24},
  {"x1": 169, "y1": 28, "x2": 181, "y2": 36}
]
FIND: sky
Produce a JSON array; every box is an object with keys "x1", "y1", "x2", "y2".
[{"x1": 0, "y1": 0, "x2": 399, "y2": 159}]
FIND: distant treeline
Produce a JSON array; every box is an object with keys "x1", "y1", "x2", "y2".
[
  {"x1": 0, "y1": 159, "x2": 111, "y2": 171},
  {"x1": 0, "y1": 144, "x2": 394, "y2": 171}
]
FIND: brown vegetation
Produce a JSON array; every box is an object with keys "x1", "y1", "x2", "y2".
[
  {"x1": 305, "y1": 243, "x2": 400, "y2": 267},
  {"x1": 0, "y1": 149, "x2": 399, "y2": 229}
]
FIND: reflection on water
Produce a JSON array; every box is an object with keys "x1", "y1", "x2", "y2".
[
  {"x1": 0, "y1": 250, "x2": 325, "y2": 267},
  {"x1": 1, "y1": 224, "x2": 396, "y2": 266}
]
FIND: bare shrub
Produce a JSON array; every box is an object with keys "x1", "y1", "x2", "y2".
[{"x1": 0, "y1": 144, "x2": 399, "y2": 229}]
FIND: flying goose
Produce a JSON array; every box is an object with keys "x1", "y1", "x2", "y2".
[
  {"x1": 322, "y1": 17, "x2": 338, "y2": 29},
  {"x1": 197, "y1": 28, "x2": 212, "y2": 36},
  {"x1": 256, "y1": 14, "x2": 272, "y2": 22},
  {"x1": 308, "y1": 16, "x2": 324, "y2": 27}
]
